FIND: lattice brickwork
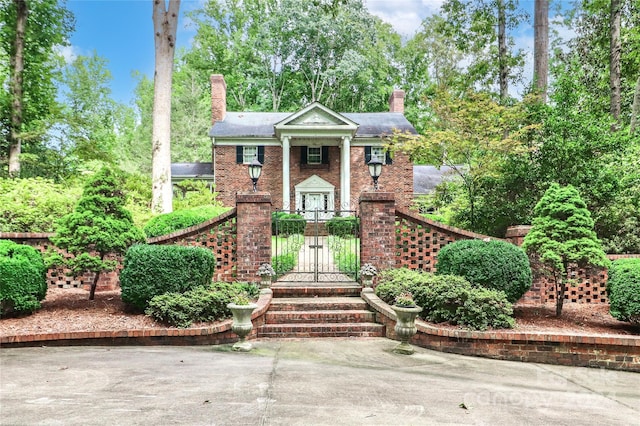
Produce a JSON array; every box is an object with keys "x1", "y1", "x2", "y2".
[{"x1": 533, "y1": 266, "x2": 609, "y2": 305}]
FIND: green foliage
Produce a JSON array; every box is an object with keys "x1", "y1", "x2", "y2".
[
  {"x1": 606, "y1": 259, "x2": 640, "y2": 325},
  {"x1": 435, "y1": 239, "x2": 532, "y2": 302},
  {"x1": 271, "y1": 212, "x2": 306, "y2": 236},
  {"x1": 326, "y1": 216, "x2": 359, "y2": 237},
  {"x1": 0, "y1": 178, "x2": 82, "y2": 232},
  {"x1": 51, "y1": 168, "x2": 144, "y2": 299},
  {"x1": 273, "y1": 253, "x2": 296, "y2": 275},
  {"x1": 375, "y1": 268, "x2": 514, "y2": 330},
  {"x1": 120, "y1": 244, "x2": 216, "y2": 311},
  {"x1": 522, "y1": 184, "x2": 609, "y2": 316},
  {"x1": 145, "y1": 282, "x2": 259, "y2": 328},
  {"x1": 327, "y1": 236, "x2": 359, "y2": 277},
  {"x1": 143, "y1": 205, "x2": 229, "y2": 238},
  {"x1": 172, "y1": 179, "x2": 221, "y2": 211},
  {"x1": 0, "y1": 240, "x2": 47, "y2": 316}
]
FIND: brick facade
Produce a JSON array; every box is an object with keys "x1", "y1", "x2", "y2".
[
  {"x1": 235, "y1": 192, "x2": 272, "y2": 282},
  {"x1": 359, "y1": 192, "x2": 397, "y2": 272}
]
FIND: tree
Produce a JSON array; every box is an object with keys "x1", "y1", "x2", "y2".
[
  {"x1": 522, "y1": 184, "x2": 609, "y2": 317},
  {"x1": 0, "y1": 0, "x2": 74, "y2": 177},
  {"x1": 610, "y1": 0, "x2": 621, "y2": 120},
  {"x1": 51, "y1": 168, "x2": 144, "y2": 300},
  {"x1": 151, "y1": 0, "x2": 180, "y2": 214},
  {"x1": 533, "y1": 0, "x2": 549, "y2": 101}
]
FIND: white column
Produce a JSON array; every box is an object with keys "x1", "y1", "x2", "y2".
[
  {"x1": 282, "y1": 136, "x2": 290, "y2": 210},
  {"x1": 341, "y1": 136, "x2": 351, "y2": 211}
]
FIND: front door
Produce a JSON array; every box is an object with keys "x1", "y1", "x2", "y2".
[{"x1": 302, "y1": 193, "x2": 324, "y2": 220}]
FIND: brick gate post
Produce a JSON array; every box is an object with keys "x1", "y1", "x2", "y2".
[
  {"x1": 236, "y1": 192, "x2": 272, "y2": 282},
  {"x1": 359, "y1": 192, "x2": 396, "y2": 272}
]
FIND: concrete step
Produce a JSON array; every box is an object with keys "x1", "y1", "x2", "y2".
[
  {"x1": 269, "y1": 296, "x2": 368, "y2": 311},
  {"x1": 271, "y1": 283, "x2": 361, "y2": 298},
  {"x1": 265, "y1": 309, "x2": 376, "y2": 324},
  {"x1": 258, "y1": 322, "x2": 385, "y2": 338}
]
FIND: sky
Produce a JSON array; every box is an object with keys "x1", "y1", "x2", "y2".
[{"x1": 63, "y1": 0, "x2": 555, "y2": 104}]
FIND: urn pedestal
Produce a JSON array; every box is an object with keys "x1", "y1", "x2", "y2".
[
  {"x1": 391, "y1": 305, "x2": 422, "y2": 355},
  {"x1": 227, "y1": 303, "x2": 258, "y2": 352}
]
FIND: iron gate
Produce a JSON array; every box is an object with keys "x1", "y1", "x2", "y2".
[{"x1": 272, "y1": 210, "x2": 359, "y2": 282}]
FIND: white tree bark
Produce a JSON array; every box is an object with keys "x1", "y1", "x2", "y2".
[
  {"x1": 8, "y1": 0, "x2": 28, "y2": 178},
  {"x1": 151, "y1": 0, "x2": 180, "y2": 213},
  {"x1": 610, "y1": 0, "x2": 621, "y2": 120}
]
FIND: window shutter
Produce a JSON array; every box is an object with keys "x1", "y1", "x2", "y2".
[
  {"x1": 385, "y1": 151, "x2": 393, "y2": 165},
  {"x1": 364, "y1": 146, "x2": 371, "y2": 164},
  {"x1": 258, "y1": 146, "x2": 265, "y2": 163},
  {"x1": 300, "y1": 146, "x2": 308, "y2": 164},
  {"x1": 322, "y1": 146, "x2": 329, "y2": 164},
  {"x1": 236, "y1": 146, "x2": 243, "y2": 163}
]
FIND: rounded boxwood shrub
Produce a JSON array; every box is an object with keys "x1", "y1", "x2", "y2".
[
  {"x1": 0, "y1": 240, "x2": 47, "y2": 316},
  {"x1": 120, "y1": 244, "x2": 216, "y2": 311},
  {"x1": 326, "y1": 216, "x2": 359, "y2": 237},
  {"x1": 271, "y1": 212, "x2": 306, "y2": 236},
  {"x1": 436, "y1": 239, "x2": 532, "y2": 303},
  {"x1": 606, "y1": 258, "x2": 640, "y2": 325},
  {"x1": 143, "y1": 205, "x2": 228, "y2": 238}
]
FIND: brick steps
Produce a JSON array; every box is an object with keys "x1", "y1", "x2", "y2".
[{"x1": 260, "y1": 282, "x2": 384, "y2": 338}]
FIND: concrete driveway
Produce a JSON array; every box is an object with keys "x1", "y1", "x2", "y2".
[{"x1": 1, "y1": 338, "x2": 638, "y2": 425}]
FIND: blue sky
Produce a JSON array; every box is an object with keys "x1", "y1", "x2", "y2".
[{"x1": 63, "y1": 0, "x2": 557, "y2": 104}]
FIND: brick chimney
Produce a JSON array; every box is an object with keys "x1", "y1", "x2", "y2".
[
  {"x1": 388, "y1": 89, "x2": 405, "y2": 113},
  {"x1": 211, "y1": 74, "x2": 227, "y2": 123}
]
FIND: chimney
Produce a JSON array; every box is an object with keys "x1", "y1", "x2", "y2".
[
  {"x1": 211, "y1": 74, "x2": 227, "y2": 123},
  {"x1": 388, "y1": 89, "x2": 405, "y2": 113}
]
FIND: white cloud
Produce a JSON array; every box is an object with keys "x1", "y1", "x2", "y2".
[
  {"x1": 365, "y1": 0, "x2": 443, "y2": 37},
  {"x1": 55, "y1": 44, "x2": 79, "y2": 64}
]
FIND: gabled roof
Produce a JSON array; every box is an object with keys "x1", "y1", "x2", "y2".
[
  {"x1": 171, "y1": 162, "x2": 214, "y2": 178},
  {"x1": 413, "y1": 165, "x2": 460, "y2": 194},
  {"x1": 209, "y1": 103, "x2": 417, "y2": 139}
]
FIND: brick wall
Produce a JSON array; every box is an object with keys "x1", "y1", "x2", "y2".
[
  {"x1": 359, "y1": 192, "x2": 397, "y2": 272},
  {"x1": 235, "y1": 192, "x2": 272, "y2": 282},
  {"x1": 214, "y1": 145, "x2": 413, "y2": 211}
]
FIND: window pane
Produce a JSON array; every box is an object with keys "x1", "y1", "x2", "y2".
[
  {"x1": 371, "y1": 146, "x2": 386, "y2": 164},
  {"x1": 243, "y1": 146, "x2": 258, "y2": 164},
  {"x1": 308, "y1": 147, "x2": 321, "y2": 164}
]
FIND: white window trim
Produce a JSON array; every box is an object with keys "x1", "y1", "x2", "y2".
[
  {"x1": 243, "y1": 146, "x2": 258, "y2": 164},
  {"x1": 371, "y1": 146, "x2": 387, "y2": 165},
  {"x1": 307, "y1": 146, "x2": 322, "y2": 165}
]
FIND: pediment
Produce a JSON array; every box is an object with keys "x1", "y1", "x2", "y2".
[
  {"x1": 275, "y1": 102, "x2": 358, "y2": 139},
  {"x1": 294, "y1": 174, "x2": 335, "y2": 192}
]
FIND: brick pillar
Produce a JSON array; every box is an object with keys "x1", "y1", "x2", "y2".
[
  {"x1": 236, "y1": 192, "x2": 272, "y2": 282},
  {"x1": 505, "y1": 225, "x2": 531, "y2": 246},
  {"x1": 359, "y1": 192, "x2": 396, "y2": 272}
]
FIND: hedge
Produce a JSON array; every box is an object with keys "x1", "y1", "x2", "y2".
[
  {"x1": 607, "y1": 258, "x2": 640, "y2": 325},
  {"x1": 326, "y1": 216, "x2": 359, "y2": 237},
  {"x1": 143, "y1": 205, "x2": 228, "y2": 238},
  {"x1": 435, "y1": 239, "x2": 532, "y2": 303},
  {"x1": 120, "y1": 244, "x2": 216, "y2": 311},
  {"x1": 0, "y1": 240, "x2": 47, "y2": 316},
  {"x1": 272, "y1": 212, "x2": 306, "y2": 236}
]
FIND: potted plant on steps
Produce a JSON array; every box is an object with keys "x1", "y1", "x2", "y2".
[
  {"x1": 227, "y1": 292, "x2": 258, "y2": 352},
  {"x1": 391, "y1": 292, "x2": 422, "y2": 355},
  {"x1": 359, "y1": 263, "x2": 377, "y2": 290},
  {"x1": 256, "y1": 263, "x2": 275, "y2": 291}
]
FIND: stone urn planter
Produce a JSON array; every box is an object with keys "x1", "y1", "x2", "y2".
[
  {"x1": 258, "y1": 275, "x2": 272, "y2": 291},
  {"x1": 359, "y1": 263, "x2": 377, "y2": 289},
  {"x1": 227, "y1": 302, "x2": 258, "y2": 352},
  {"x1": 256, "y1": 263, "x2": 275, "y2": 292},
  {"x1": 391, "y1": 304, "x2": 422, "y2": 355}
]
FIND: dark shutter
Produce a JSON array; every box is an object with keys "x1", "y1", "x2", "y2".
[
  {"x1": 300, "y1": 146, "x2": 308, "y2": 164},
  {"x1": 258, "y1": 146, "x2": 265, "y2": 163},
  {"x1": 364, "y1": 146, "x2": 371, "y2": 164},
  {"x1": 236, "y1": 146, "x2": 243, "y2": 163},
  {"x1": 321, "y1": 146, "x2": 329, "y2": 164},
  {"x1": 385, "y1": 151, "x2": 393, "y2": 165}
]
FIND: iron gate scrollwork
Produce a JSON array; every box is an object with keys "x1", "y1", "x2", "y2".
[{"x1": 272, "y1": 209, "x2": 359, "y2": 282}]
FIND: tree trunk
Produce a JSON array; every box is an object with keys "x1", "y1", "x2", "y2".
[
  {"x1": 533, "y1": 0, "x2": 549, "y2": 102},
  {"x1": 631, "y1": 75, "x2": 640, "y2": 135},
  {"x1": 8, "y1": 0, "x2": 28, "y2": 178},
  {"x1": 610, "y1": 0, "x2": 621, "y2": 121},
  {"x1": 151, "y1": 0, "x2": 181, "y2": 214},
  {"x1": 497, "y1": 0, "x2": 508, "y2": 103},
  {"x1": 89, "y1": 271, "x2": 100, "y2": 301}
]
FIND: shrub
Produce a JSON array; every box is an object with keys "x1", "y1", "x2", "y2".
[
  {"x1": 120, "y1": 244, "x2": 216, "y2": 311},
  {"x1": 375, "y1": 268, "x2": 514, "y2": 330},
  {"x1": 272, "y1": 212, "x2": 306, "y2": 236},
  {"x1": 0, "y1": 240, "x2": 47, "y2": 316},
  {"x1": 145, "y1": 282, "x2": 259, "y2": 328},
  {"x1": 143, "y1": 205, "x2": 229, "y2": 238},
  {"x1": 273, "y1": 253, "x2": 296, "y2": 275},
  {"x1": 326, "y1": 216, "x2": 359, "y2": 237},
  {"x1": 436, "y1": 239, "x2": 532, "y2": 303},
  {"x1": 606, "y1": 259, "x2": 640, "y2": 325}
]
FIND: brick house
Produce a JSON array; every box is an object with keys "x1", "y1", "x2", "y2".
[{"x1": 178, "y1": 74, "x2": 417, "y2": 218}]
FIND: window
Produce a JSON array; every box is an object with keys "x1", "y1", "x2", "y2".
[
  {"x1": 364, "y1": 146, "x2": 392, "y2": 165},
  {"x1": 307, "y1": 147, "x2": 322, "y2": 164},
  {"x1": 242, "y1": 146, "x2": 258, "y2": 164},
  {"x1": 236, "y1": 146, "x2": 264, "y2": 164}
]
